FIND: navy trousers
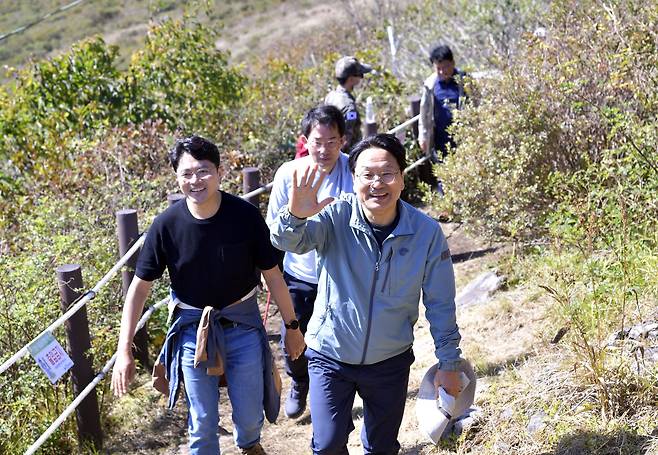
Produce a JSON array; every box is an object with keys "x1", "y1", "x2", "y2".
[
  {"x1": 280, "y1": 271, "x2": 317, "y2": 383},
  {"x1": 306, "y1": 348, "x2": 415, "y2": 455}
]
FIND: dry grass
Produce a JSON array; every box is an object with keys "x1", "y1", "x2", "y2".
[{"x1": 103, "y1": 219, "x2": 658, "y2": 454}]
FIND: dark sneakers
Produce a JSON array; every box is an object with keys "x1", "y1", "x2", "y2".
[
  {"x1": 284, "y1": 380, "x2": 309, "y2": 419},
  {"x1": 239, "y1": 442, "x2": 266, "y2": 455}
]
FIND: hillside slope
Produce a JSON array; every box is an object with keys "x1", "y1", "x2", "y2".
[{"x1": 0, "y1": 0, "x2": 318, "y2": 70}]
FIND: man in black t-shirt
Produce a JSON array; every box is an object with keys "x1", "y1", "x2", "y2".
[{"x1": 111, "y1": 136, "x2": 305, "y2": 455}]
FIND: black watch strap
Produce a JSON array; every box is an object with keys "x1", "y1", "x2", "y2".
[{"x1": 284, "y1": 319, "x2": 300, "y2": 330}]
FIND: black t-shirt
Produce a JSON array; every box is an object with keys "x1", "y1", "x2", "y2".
[
  {"x1": 368, "y1": 210, "x2": 401, "y2": 247},
  {"x1": 136, "y1": 191, "x2": 279, "y2": 309}
]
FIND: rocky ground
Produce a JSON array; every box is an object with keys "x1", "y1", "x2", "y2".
[{"x1": 105, "y1": 213, "x2": 658, "y2": 454}]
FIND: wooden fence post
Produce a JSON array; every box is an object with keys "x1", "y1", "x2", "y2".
[
  {"x1": 116, "y1": 209, "x2": 149, "y2": 368},
  {"x1": 242, "y1": 167, "x2": 261, "y2": 207},
  {"x1": 408, "y1": 95, "x2": 421, "y2": 140},
  {"x1": 56, "y1": 264, "x2": 102, "y2": 451},
  {"x1": 365, "y1": 121, "x2": 379, "y2": 137}
]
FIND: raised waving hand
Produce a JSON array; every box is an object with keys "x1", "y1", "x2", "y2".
[{"x1": 288, "y1": 164, "x2": 334, "y2": 219}]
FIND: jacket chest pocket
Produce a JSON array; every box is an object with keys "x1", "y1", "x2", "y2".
[{"x1": 381, "y1": 246, "x2": 419, "y2": 297}]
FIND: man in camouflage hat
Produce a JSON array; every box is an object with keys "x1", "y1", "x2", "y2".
[{"x1": 324, "y1": 55, "x2": 373, "y2": 153}]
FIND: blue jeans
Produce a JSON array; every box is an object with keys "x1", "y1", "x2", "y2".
[
  {"x1": 181, "y1": 322, "x2": 265, "y2": 454},
  {"x1": 307, "y1": 348, "x2": 414, "y2": 455}
]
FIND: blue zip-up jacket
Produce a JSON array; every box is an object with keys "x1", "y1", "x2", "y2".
[{"x1": 270, "y1": 193, "x2": 462, "y2": 370}]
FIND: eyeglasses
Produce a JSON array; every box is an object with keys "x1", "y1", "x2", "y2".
[
  {"x1": 308, "y1": 139, "x2": 341, "y2": 150},
  {"x1": 177, "y1": 168, "x2": 214, "y2": 181},
  {"x1": 356, "y1": 171, "x2": 399, "y2": 185}
]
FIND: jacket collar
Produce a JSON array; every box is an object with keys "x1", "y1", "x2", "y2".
[
  {"x1": 348, "y1": 194, "x2": 415, "y2": 237},
  {"x1": 423, "y1": 69, "x2": 464, "y2": 89},
  {"x1": 423, "y1": 72, "x2": 439, "y2": 90}
]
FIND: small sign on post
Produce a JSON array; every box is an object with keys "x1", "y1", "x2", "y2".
[{"x1": 28, "y1": 332, "x2": 74, "y2": 384}]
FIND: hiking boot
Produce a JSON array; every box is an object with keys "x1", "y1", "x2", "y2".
[
  {"x1": 284, "y1": 380, "x2": 309, "y2": 418},
  {"x1": 240, "y1": 442, "x2": 266, "y2": 455}
]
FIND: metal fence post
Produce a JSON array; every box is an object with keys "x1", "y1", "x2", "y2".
[
  {"x1": 242, "y1": 167, "x2": 261, "y2": 207},
  {"x1": 116, "y1": 209, "x2": 149, "y2": 369},
  {"x1": 56, "y1": 264, "x2": 102, "y2": 451}
]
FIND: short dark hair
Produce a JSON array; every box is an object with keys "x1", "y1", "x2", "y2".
[
  {"x1": 301, "y1": 104, "x2": 346, "y2": 137},
  {"x1": 169, "y1": 135, "x2": 220, "y2": 171},
  {"x1": 429, "y1": 45, "x2": 454, "y2": 64},
  {"x1": 348, "y1": 134, "x2": 407, "y2": 174}
]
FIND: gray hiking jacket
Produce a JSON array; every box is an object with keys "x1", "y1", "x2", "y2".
[{"x1": 270, "y1": 193, "x2": 462, "y2": 370}]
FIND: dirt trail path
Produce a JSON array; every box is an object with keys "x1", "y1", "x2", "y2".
[{"x1": 105, "y1": 220, "x2": 505, "y2": 455}]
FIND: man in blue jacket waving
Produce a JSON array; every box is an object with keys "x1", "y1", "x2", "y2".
[{"x1": 270, "y1": 133, "x2": 464, "y2": 454}]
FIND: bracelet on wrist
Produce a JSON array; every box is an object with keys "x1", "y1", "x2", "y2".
[{"x1": 288, "y1": 207, "x2": 307, "y2": 220}]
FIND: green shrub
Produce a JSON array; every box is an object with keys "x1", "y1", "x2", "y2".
[
  {"x1": 0, "y1": 18, "x2": 245, "y2": 230},
  {"x1": 429, "y1": 0, "x2": 657, "y2": 241},
  {"x1": 0, "y1": 122, "x2": 174, "y2": 454},
  {"x1": 126, "y1": 18, "x2": 246, "y2": 136},
  {"x1": 441, "y1": 0, "x2": 658, "y2": 418}
]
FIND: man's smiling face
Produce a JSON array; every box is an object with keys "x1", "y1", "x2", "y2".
[{"x1": 175, "y1": 152, "x2": 220, "y2": 206}]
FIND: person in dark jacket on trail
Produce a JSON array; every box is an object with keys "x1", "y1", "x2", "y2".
[
  {"x1": 418, "y1": 45, "x2": 468, "y2": 162},
  {"x1": 325, "y1": 55, "x2": 373, "y2": 153}
]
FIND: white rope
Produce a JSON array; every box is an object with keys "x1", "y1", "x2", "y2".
[
  {"x1": 241, "y1": 181, "x2": 274, "y2": 200},
  {"x1": 403, "y1": 155, "x2": 431, "y2": 175},
  {"x1": 24, "y1": 297, "x2": 169, "y2": 455},
  {"x1": 386, "y1": 114, "x2": 419, "y2": 135},
  {"x1": 0, "y1": 0, "x2": 86, "y2": 42},
  {"x1": 0, "y1": 234, "x2": 146, "y2": 375}
]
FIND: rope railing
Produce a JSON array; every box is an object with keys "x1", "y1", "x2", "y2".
[
  {"x1": 382, "y1": 114, "x2": 432, "y2": 176},
  {"x1": 0, "y1": 0, "x2": 86, "y2": 43},
  {"x1": 241, "y1": 181, "x2": 274, "y2": 200},
  {"x1": 18, "y1": 108, "x2": 426, "y2": 453},
  {"x1": 24, "y1": 296, "x2": 170, "y2": 455},
  {"x1": 404, "y1": 155, "x2": 431, "y2": 174},
  {"x1": 387, "y1": 114, "x2": 420, "y2": 135},
  {"x1": 0, "y1": 233, "x2": 145, "y2": 376}
]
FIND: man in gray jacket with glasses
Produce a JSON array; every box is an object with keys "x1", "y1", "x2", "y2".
[{"x1": 270, "y1": 133, "x2": 464, "y2": 455}]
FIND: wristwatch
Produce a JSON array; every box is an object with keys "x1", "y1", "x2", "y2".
[{"x1": 284, "y1": 319, "x2": 300, "y2": 330}]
